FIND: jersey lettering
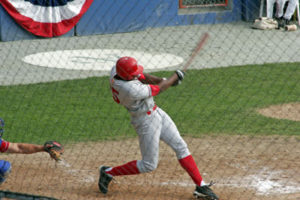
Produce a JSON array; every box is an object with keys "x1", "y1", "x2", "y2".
[{"x1": 111, "y1": 87, "x2": 120, "y2": 104}]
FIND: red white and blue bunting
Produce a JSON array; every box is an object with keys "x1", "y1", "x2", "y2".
[{"x1": 1, "y1": 0, "x2": 93, "y2": 37}]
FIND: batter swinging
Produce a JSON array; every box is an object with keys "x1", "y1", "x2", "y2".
[{"x1": 98, "y1": 56, "x2": 218, "y2": 200}]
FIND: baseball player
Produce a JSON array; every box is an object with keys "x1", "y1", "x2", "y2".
[
  {"x1": 0, "y1": 118, "x2": 63, "y2": 184},
  {"x1": 98, "y1": 57, "x2": 219, "y2": 200}
]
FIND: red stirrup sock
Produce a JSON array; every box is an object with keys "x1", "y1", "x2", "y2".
[
  {"x1": 179, "y1": 155, "x2": 203, "y2": 186},
  {"x1": 106, "y1": 160, "x2": 140, "y2": 176}
]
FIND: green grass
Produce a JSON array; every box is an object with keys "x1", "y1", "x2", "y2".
[{"x1": 0, "y1": 63, "x2": 299, "y2": 144}]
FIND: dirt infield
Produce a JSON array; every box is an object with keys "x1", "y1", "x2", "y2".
[
  {"x1": 1, "y1": 135, "x2": 299, "y2": 200},
  {"x1": 258, "y1": 103, "x2": 300, "y2": 122}
]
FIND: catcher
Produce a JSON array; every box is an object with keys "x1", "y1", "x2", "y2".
[{"x1": 0, "y1": 118, "x2": 64, "y2": 184}]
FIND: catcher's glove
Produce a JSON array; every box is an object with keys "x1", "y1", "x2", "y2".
[{"x1": 44, "y1": 141, "x2": 64, "y2": 161}]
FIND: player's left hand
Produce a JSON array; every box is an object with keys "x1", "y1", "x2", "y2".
[
  {"x1": 173, "y1": 70, "x2": 185, "y2": 86},
  {"x1": 175, "y1": 70, "x2": 185, "y2": 80},
  {"x1": 44, "y1": 141, "x2": 64, "y2": 161}
]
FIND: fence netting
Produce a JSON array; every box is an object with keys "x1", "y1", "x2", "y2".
[{"x1": 0, "y1": 0, "x2": 299, "y2": 200}]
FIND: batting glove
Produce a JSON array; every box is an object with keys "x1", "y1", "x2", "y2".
[{"x1": 175, "y1": 70, "x2": 185, "y2": 81}]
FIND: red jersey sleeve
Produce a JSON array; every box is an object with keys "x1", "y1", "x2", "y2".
[
  {"x1": 149, "y1": 85, "x2": 160, "y2": 96},
  {"x1": 0, "y1": 139, "x2": 10, "y2": 153}
]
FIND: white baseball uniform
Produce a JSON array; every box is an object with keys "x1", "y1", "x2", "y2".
[
  {"x1": 109, "y1": 66, "x2": 190, "y2": 173},
  {"x1": 266, "y1": 0, "x2": 297, "y2": 20},
  {"x1": 276, "y1": 0, "x2": 297, "y2": 20},
  {"x1": 267, "y1": 0, "x2": 278, "y2": 18},
  {"x1": 103, "y1": 62, "x2": 217, "y2": 198}
]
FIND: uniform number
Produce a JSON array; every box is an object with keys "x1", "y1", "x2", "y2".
[{"x1": 111, "y1": 87, "x2": 120, "y2": 104}]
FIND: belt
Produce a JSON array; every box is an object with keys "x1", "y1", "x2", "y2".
[{"x1": 147, "y1": 105, "x2": 157, "y2": 115}]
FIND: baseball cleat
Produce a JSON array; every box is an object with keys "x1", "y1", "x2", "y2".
[
  {"x1": 98, "y1": 166, "x2": 113, "y2": 194},
  {"x1": 193, "y1": 182, "x2": 219, "y2": 200}
]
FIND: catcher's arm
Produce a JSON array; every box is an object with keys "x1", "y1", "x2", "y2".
[
  {"x1": 7, "y1": 141, "x2": 64, "y2": 161},
  {"x1": 6, "y1": 143, "x2": 44, "y2": 154}
]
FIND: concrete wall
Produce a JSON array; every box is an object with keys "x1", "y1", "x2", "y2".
[{"x1": 0, "y1": 0, "x2": 260, "y2": 41}]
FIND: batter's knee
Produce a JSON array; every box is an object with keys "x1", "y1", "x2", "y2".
[
  {"x1": 0, "y1": 160, "x2": 11, "y2": 184},
  {"x1": 137, "y1": 160, "x2": 158, "y2": 173},
  {"x1": 174, "y1": 142, "x2": 190, "y2": 159}
]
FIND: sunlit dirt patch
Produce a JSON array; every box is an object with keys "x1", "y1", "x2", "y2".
[
  {"x1": 1, "y1": 136, "x2": 299, "y2": 200},
  {"x1": 257, "y1": 103, "x2": 300, "y2": 122}
]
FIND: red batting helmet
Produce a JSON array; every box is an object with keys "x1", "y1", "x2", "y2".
[{"x1": 116, "y1": 57, "x2": 143, "y2": 80}]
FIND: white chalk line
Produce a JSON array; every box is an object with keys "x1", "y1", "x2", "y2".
[
  {"x1": 56, "y1": 159, "x2": 95, "y2": 183},
  {"x1": 56, "y1": 160, "x2": 299, "y2": 196},
  {"x1": 161, "y1": 167, "x2": 300, "y2": 196}
]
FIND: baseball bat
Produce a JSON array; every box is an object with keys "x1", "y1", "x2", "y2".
[{"x1": 183, "y1": 32, "x2": 209, "y2": 72}]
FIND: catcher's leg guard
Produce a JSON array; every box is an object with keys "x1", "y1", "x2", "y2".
[{"x1": 0, "y1": 160, "x2": 11, "y2": 184}]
